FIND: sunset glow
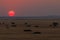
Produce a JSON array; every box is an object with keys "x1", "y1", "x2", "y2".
[
  {"x1": 0, "y1": 0, "x2": 60, "y2": 16},
  {"x1": 8, "y1": 10, "x2": 15, "y2": 17}
]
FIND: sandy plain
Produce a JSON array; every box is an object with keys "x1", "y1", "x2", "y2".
[{"x1": 0, "y1": 18, "x2": 60, "y2": 40}]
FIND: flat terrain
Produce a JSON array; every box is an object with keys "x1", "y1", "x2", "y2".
[{"x1": 0, "y1": 18, "x2": 60, "y2": 40}]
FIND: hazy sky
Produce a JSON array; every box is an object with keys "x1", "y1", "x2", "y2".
[{"x1": 0, "y1": 0, "x2": 60, "y2": 17}]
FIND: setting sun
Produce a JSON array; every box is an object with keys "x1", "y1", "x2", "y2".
[{"x1": 8, "y1": 10, "x2": 15, "y2": 17}]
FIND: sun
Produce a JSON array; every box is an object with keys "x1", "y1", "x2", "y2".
[{"x1": 8, "y1": 10, "x2": 15, "y2": 17}]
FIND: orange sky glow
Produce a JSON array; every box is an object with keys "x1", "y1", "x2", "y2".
[{"x1": 0, "y1": 0, "x2": 60, "y2": 16}]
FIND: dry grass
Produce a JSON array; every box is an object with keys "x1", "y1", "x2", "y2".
[{"x1": 0, "y1": 19, "x2": 60, "y2": 40}]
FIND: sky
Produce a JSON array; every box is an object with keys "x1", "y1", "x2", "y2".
[{"x1": 0, "y1": 0, "x2": 60, "y2": 17}]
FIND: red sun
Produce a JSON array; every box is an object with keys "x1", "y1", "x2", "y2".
[{"x1": 8, "y1": 10, "x2": 15, "y2": 17}]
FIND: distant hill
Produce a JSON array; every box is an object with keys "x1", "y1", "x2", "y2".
[{"x1": 0, "y1": 16, "x2": 60, "y2": 19}]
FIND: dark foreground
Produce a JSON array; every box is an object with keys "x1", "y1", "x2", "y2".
[{"x1": 0, "y1": 18, "x2": 60, "y2": 40}]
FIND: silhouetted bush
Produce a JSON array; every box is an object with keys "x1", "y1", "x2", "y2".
[
  {"x1": 34, "y1": 25, "x2": 39, "y2": 27},
  {"x1": 2, "y1": 22, "x2": 4, "y2": 24},
  {"x1": 52, "y1": 22, "x2": 59, "y2": 28},
  {"x1": 11, "y1": 22, "x2": 15, "y2": 24},
  {"x1": 24, "y1": 29, "x2": 32, "y2": 32},
  {"x1": 24, "y1": 22, "x2": 28, "y2": 25},
  {"x1": 32, "y1": 32, "x2": 41, "y2": 34}
]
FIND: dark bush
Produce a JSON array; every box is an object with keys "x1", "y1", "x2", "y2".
[
  {"x1": 11, "y1": 22, "x2": 15, "y2": 24},
  {"x1": 53, "y1": 22, "x2": 58, "y2": 26},
  {"x1": 24, "y1": 29, "x2": 32, "y2": 32},
  {"x1": 32, "y1": 32, "x2": 41, "y2": 34},
  {"x1": 2, "y1": 22, "x2": 4, "y2": 24},
  {"x1": 52, "y1": 22, "x2": 59, "y2": 28},
  {"x1": 34, "y1": 25, "x2": 39, "y2": 27},
  {"x1": 24, "y1": 22, "x2": 28, "y2": 25}
]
